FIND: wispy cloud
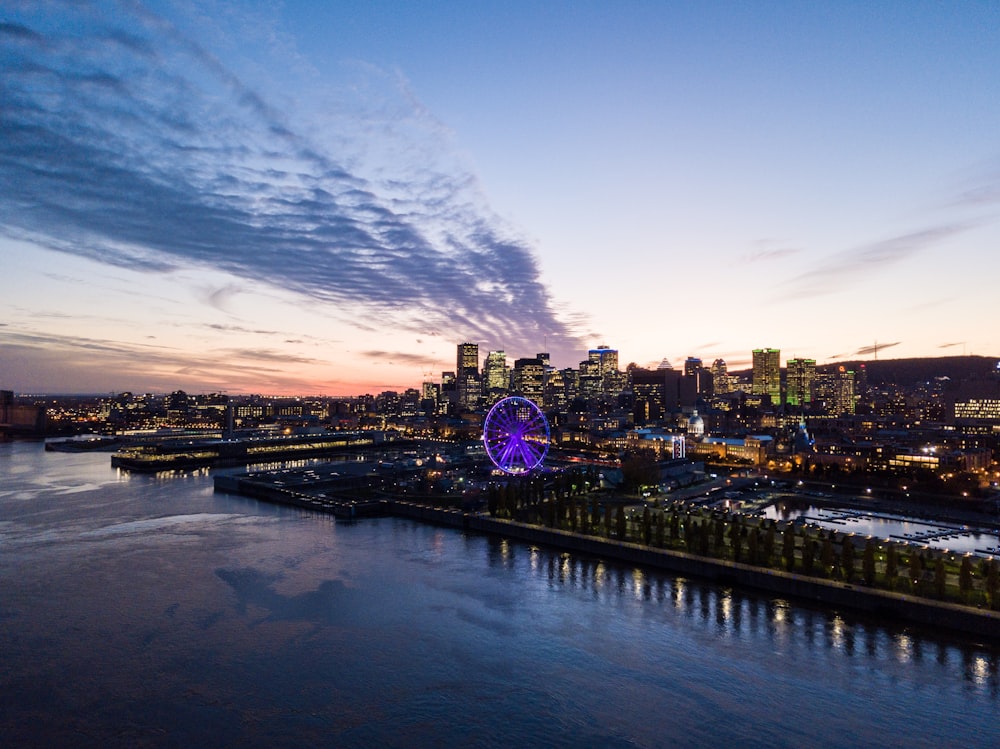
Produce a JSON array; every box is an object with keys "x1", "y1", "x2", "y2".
[
  {"x1": 779, "y1": 224, "x2": 974, "y2": 300},
  {"x1": 854, "y1": 341, "x2": 900, "y2": 356},
  {"x1": 0, "y1": 326, "x2": 337, "y2": 394},
  {"x1": 361, "y1": 350, "x2": 444, "y2": 367},
  {"x1": 0, "y1": 4, "x2": 578, "y2": 357}
]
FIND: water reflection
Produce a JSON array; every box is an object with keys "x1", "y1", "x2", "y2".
[
  {"x1": 480, "y1": 530, "x2": 1000, "y2": 696},
  {"x1": 762, "y1": 499, "x2": 1000, "y2": 557}
]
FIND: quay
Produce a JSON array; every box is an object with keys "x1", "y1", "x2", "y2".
[
  {"x1": 111, "y1": 432, "x2": 406, "y2": 472},
  {"x1": 214, "y1": 468, "x2": 1000, "y2": 642}
]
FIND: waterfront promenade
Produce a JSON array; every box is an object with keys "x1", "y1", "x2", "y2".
[{"x1": 213, "y1": 471, "x2": 1000, "y2": 642}]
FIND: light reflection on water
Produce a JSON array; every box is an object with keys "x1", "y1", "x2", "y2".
[
  {"x1": 1, "y1": 441, "x2": 999, "y2": 748},
  {"x1": 763, "y1": 498, "x2": 1000, "y2": 556}
]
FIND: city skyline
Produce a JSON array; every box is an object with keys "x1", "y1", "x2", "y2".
[{"x1": 3, "y1": 2, "x2": 1000, "y2": 395}]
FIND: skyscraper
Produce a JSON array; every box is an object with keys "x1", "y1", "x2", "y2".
[
  {"x1": 752, "y1": 348, "x2": 781, "y2": 405},
  {"x1": 457, "y1": 343, "x2": 479, "y2": 374},
  {"x1": 786, "y1": 358, "x2": 816, "y2": 407},
  {"x1": 711, "y1": 359, "x2": 730, "y2": 394},
  {"x1": 684, "y1": 356, "x2": 709, "y2": 395},
  {"x1": 834, "y1": 366, "x2": 856, "y2": 415},
  {"x1": 512, "y1": 357, "x2": 544, "y2": 406},
  {"x1": 482, "y1": 350, "x2": 510, "y2": 404},
  {"x1": 456, "y1": 343, "x2": 481, "y2": 412}
]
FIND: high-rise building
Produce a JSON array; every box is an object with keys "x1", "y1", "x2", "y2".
[
  {"x1": 786, "y1": 358, "x2": 816, "y2": 407},
  {"x1": 456, "y1": 343, "x2": 481, "y2": 412},
  {"x1": 630, "y1": 366, "x2": 684, "y2": 426},
  {"x1": 457, "y1": 342, "x2": 479, "y2": 374},
  {"x1": 512, "y1": 357, "x2": 545, "y2": 406},
  {"x1": 834, "y1": 367, "x2": 856, "y2": 415},
  {"x1": 684, "y1": 356, "x2": 709, "y2": 395},
  {"x1": 752, "y1": 348, "x2": 781, "y2": 405},
  {"x1": 711, "y1": 359, "x2": 730, "y2": 394},
  {"x1": 482, "y1": 350, "x2": 510, "y2": 404},
  {"x1": 586, "y1": 345, "x2": 623, "y2": 397}
]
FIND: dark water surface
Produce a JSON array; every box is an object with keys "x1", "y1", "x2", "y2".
[{"x1": 2, "y1": 442, "x2": 998, "y2": 748}]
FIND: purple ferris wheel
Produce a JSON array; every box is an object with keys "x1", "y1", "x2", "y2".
[{"x1": 482, "y1": 396, "x2": 550, "y2": 475}]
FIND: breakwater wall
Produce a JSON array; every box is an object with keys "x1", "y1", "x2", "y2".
[{"x1": 389, "y1": 500, "x2": 1000, "y2": 641}]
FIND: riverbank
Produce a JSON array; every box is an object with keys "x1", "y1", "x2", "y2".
[{"x1": 388, "y1": 500, "x2": 1000, "y2": 642}]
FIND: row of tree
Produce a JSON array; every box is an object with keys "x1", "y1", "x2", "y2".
[{"x1": 493, "y1": 490, "x2": 1000, "y2": 610}]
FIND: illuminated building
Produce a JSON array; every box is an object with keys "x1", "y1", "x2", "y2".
[
  {"x1": 584, "y1": 345, "x2": 623, "y2": 397},
  {"x1": 752, "y1": 348, "x2": 781, "y2": 405},
  {"x1": 711, "y1": 359, "x2": 731, "y2": 394},
  {"x1": 482, "y1": 350, "x2": 510, "y2": 404},
  {"x1": 786, "y1": 358, "x2": 816, "y2": 407},
  {"x1": 685, "y1": 357, "x2": 709, "y2": 395},
  {"x1": 816, "y1": 366, "x2": 856, "y2": 416},
  {"x1": 456, "y1": 343, "x2": 481, "y2": 412},
  {"x1": 511, "y1": 357, "x2": 545, "y2": 406},
  {"x1": 457, "y1": 342, "x2": 479, "y2": 373}
]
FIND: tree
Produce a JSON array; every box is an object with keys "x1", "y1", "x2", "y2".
[
  {"x1": 820, "y1": 534, "x2": 834, "y2": 578},
  {"x1": 763, "y1": 523, "x2": 776, "y2": 567},
  {"x1": 603, "y1": 502, "x2": 613, "y2": 535},
  {"x1": 801, "y1": 535, "x2": 815, "y2": 576},
  {"x1": 862, "y1": 539, "x2": 876, "y2": 586},
  {"x1": 641, "y1": 506, "x2": 652, "y2": 545},
  {"x1": 885, "y1": 543, "x2": 898, "y2": 590},
  {"x1": 728, "y1": 520, "x2": 740, "y2": 561},
  {"x1": 714, "y1": 518, "x2": 726, "y2": 553},
  {"x1": 908, "y1": 552, "x2": 923, "y2": 594},
  {"x1": 616, "y1": 504, "x2": 626, "y2": 539},
  {"x1": 621, "y1": 448, "x2": 659, "y2": 494},
  {"x1": 783, "y1": 527, "x2": 796, "y2": 571},
  {"x1": 699, "y1": 520, "x2": 710, "y2": 556},
  {"x1": 841, "y1": 537, "x2": 855, "y2": 583},
  {"x1": 655, "y1": 512, "x2": 665, "y2": 547},
  {"x1": 747, "y1": 527, "x2": 759, "y2": 565},
  {"x1": 934, "y1": 558, "x2": 946, "y2": 599},
  {"x1": 959, "y1": 555, "x2": 974, "y2": 602},
  {"x1": 987, "y1": 559, "x2": 999, "y2": 610}
]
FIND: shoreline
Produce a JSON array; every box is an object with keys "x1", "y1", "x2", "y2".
[{"x1": 389, "y1": 501, "x2": 1000, "y2": 643}]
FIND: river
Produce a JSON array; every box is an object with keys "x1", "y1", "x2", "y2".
[{"x1": 1, "y1": 441, "x2": 998, "y2": 747}]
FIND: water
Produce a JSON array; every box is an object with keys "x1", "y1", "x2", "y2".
[
  {"x1": 762, "y1": 498, "x2": 1000, "y2": 556},
  {"x1": 1, "y1": 442, "x2": 998, "y2": 748}
]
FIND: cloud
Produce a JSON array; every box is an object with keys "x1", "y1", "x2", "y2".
[
  {"x1": 854, "y1": 341, "x2": 900, "y2": 356},
  {"x1": 779, "y1": 224, "x2": 974, "y2": 300},
  {"x1": 743, "y1": 246, "x2": 801, "y2": 264},
  {"x1": 0, "y1": 3, "x2": 579, "y2": 361},
  {"x1": 361, "y1": 350, "x2": 443, "y2": 367},
  {"x1": 937, "y1": 342, "x2": 964, "y2": 349},
  {"x1": 0, "y1": 326, "x2": 330, "y2": 394}
]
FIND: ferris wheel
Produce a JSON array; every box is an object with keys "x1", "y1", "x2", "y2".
[{"x1": 482, "y1": 396, "x2": 550, "y2": 474}]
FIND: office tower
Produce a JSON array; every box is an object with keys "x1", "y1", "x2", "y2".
[
  {"x1": 457, "y1": 342, "x2": 479, "y2": 373},
  {"x1": 512, "y1": 357, "x2": 545, "y2": 406},
  {"x1": 684, "y1": 356, "x2": 710, "y2": 395},
  {"x1": 711, "y1": 359, "x2": 730, "y2": 394},
  {"x1": 456, "y1": 343, "x2": 481, "y2": 412},
  {"x1": 786, "y1": 358, "x2": 816, "y2": 407},
  {"x1": 586, "y1": 345, "x2": 623, "y2": 397},
  {"x1": 752, "y1": 348, "x2": 781, "y2": 405},
  {"x1": 482, "y1": 350, "x2": 510, "y2": 404},
  {"x1": 630, "y1": 366, "x2": 684, "y2": 426},
  {"x1": 834, "y1": 366, "x2": 856, "y2": 415}
]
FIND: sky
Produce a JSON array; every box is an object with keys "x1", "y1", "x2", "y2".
[{"x1": 2, "y1": 0, "x2": 1000, "y2": 395}]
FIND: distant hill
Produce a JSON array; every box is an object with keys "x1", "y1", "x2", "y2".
[
  {"x1": 818, "y1": 355, "x2": 999, "y2": 386},
  {"x1": 732, "y1": 355, "x2": 1000, "y2": 386}
]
